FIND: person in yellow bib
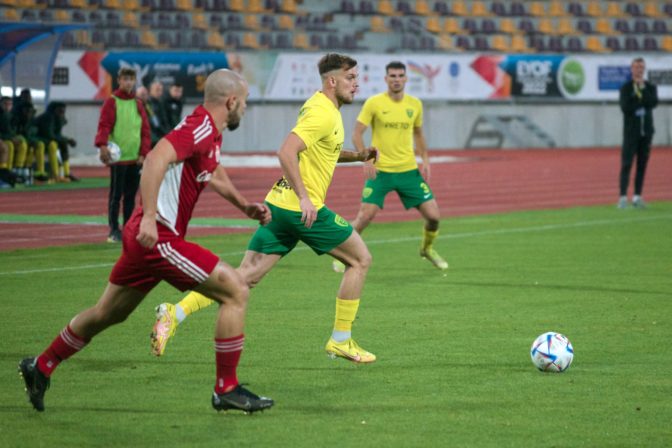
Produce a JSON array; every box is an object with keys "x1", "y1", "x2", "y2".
[
  {"x1": 151, "y1": 54, "x2": 379, "y2": 363},
  {"x1": 334, "y1": 61, "x2": 447, "y2": 273}
]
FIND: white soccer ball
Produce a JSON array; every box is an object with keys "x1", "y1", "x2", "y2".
[
  {"x1": 530, "y1": 332, "x2": 574, "y2": 373},
  {"x1": 101, "y1": 141, "x2": 121, "y2": 163}
]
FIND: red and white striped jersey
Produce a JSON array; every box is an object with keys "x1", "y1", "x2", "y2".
[{"x1": 157, "y1": 105, "x2": 222, "y2": 236}]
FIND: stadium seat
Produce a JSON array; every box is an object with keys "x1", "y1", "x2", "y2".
[
  {"x1": 567, "y1": 2, "x2": 584, "y2": 17},
  {"x1": 528, "y1": 2, "x2": 545, "y2": 17},
  {"x1": 274, "y1": 33, "x2": 292, "y2": 49},
  {"x1": 585, "y1": 2, "x2": 602, "y2": 17},
  {"x1": 365, "y1": 15, "x2": 386, "y2": 32},
  {"x1": 490, "y1": 35, "x2": 508, "y2": 52},
  {"x1": 225, "y1": 33, "x2": 241, "y2": 48},
  {"x1": 661, "y1": 36, "x2": 672, "y2": 51},
  {"x1": 643, "y1": 36, "x2": 659, "y2": 51},
  {"x1": 462, "y1": 18, "x2": 478, "y2": 34},
  {"x1": 242, "y1": 32, "x2": 262, "y2": 49},
  {"x1": 548, "y1": 1, "x2": 568, "y2": 17},
  {"x1": 652, "y1": 20, "x2": 668, "y2": 34},
  {"x1": 104, "y1": 0, "x2": 123, "y2": 9},
  {"x1": 339, "y1": 0, "x2": 355, "y2": 14},
  {"x1": 481, "y1": 18, "x2": 497, "y2": 34},
  {"x1": 471, "y1": 1, "x2": 491, "y2": 16},
  {"x1": 192, "y1": 0, "x2": 206, "y2": 11},
  {"x1": 509, "y1": 2, "x2": 526, "y2": 16},
  {"x1": 537, "y1": 18, "x2": 554, "y2": 35},
  {"x1": 208, "y1": 0, "x2": 228, "y2": 11},
  {"x1": 72, "y1": 10, "x2": 87, "y2": 22},
  {"x1": 530, "y1": 36, "x2": 546, "y2": 52},
  {"x1": 606, "y1": 36, "x2": 621, "y2": 51},
  {"x1": 309, "y1": 33, "x2": 324, "y2": 48},
  {"x1": 595, "y1": 18, "x2": 616, "y2": 35},
  {"x1": 518, "y1": 18, "x2": 535, "y2": 34},
  {"x1": 293, "y1": 33, "x2": 315, "y2": 50},
  {"x1": 247, "y1": 0, "x2": 271, "y2": 13},
  {"x1": 326, "y1": 34, "x2": 341, "y2": 49},
  {"x1": 443, "y1": 18, "x2": 462, "y2": 34},
  {"x1": 140, "y1": 29, "x2": 158, "y2": 48},
  {"x1": 419, "y1": 36, "x2": 435, "y2": 50},
  {"x1": 586, "y1": 36, "x2": 608, "y2": 52},
  {"x1": 451, "y1": 1, "x2": 468, "y2": 16},
  {"x1": 624, "y1": 3, "x2": 643, "y2": 17},
  {"x1": 415, "y1": 0, "x2": 430, "y2": 16},
  {"x1": 605, "y1": 2, "x2": 625, "y2": 17},
  {"x1": 490, "y1": 1, "x2": 506, "y2": 17},
  {"x1": 209, "y1": 14, "x2": 223, "y2": 30},
  {"x1": 557, "y1": 18, "x2": 578, "y2": 35},
  {"x1": 433, "y1": 1, "x2": 450, "y2": 16},
  {"x1": 0, "y1": 0, "x2": 16, "y2": 6},
  {"x1": 175, "y1": 0, "x2": 189, "y2": 11},
  {"x1": 576, "y1": 19, "x2": 592, "y2": 34},
  {"x1": 396, "y1": 1, "x2": 412, "y2": 15},
  {"x1": 279, "y1": 0, "x2": 299, "y2": 14},
  {"x1": 499, "y1": 18, "x2": 517, "y2": 35},
  {"x1": 425, "y1": 16, "x2": 440, "y2": 33},
  {"x1": 227, "y1": 14, "x2": 243, "y2": 29},
  {"x1": 548, "y1": 36, "x2": 563, "y2": 51},
  {"x1": 566, "y1": 36, "x2": 583, "y2": 51},
  {"x1": 473, "y1": 36, "x2": 489, "y2": 50},
  {"x1": 277, "y1": 14, "x2": 293, "y2": 30},
  {"x1": 614, "y1": 19, "x2": 631, "y2": 34},
  {"x1": 624, "y1": 36, "x2": 639, "y2": 51},
  {"x1": 139, "y1": 11, "x2": 153, "y2": 26},
  {"x1": 244, "y1": 14, "x2": 261, "y2": 30},
  {"x1": 389, "y1": 16, "x2": 403, "y2": 32},
  {"x1": 157, "y1": 12, "x2": 172, "y2": 28},
  {"x1": 511, "y1": 35, "x2": 531, "y2": 52},
  {"x1": 634, "y1": 19, "x2": 650, "y2": 34},
  {"x1": 191, "y1": 12, "x2": 207, "y2": 30},
  {"x1": 643, "y1": 2, "x2": 664, "y2": 17},
  {"x1": 377, "y1": 0, "x2": 396, "y2": 16},
  {"x1": 437, "y1": 34, "x2": 453, "y2": 50},
  {"x1": 106, "y1": 11, "x2": 121, "y2": 27},
  {"x1": 54, "y1": 9, "x2": 70, "y2": 22},
  {"x1": 189, "y1": 30, "x2": 206, "y2": 48},
  {"x1": 157, "y1": 30, "x2": 172, "y2": 47},
  {"x1": 228, "y1": 0, "x2": 244, "y2": 12},
  {"x1": 260, "y1": 14, "x2": 276, "y2": 30},
  {"x1": 455, "y1": 35, "x2": 470, "y2": 50},
  {"x1": 88, "y1": 10, "x2": 104, "y2": 25}
]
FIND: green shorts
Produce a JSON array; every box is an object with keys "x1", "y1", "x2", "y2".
[
  {"x1": 361, "y1": 169, "x2": 434, "y2": 209},
  {"x1": 247, "y1": 202, "x2": 353, "y2": 256}
]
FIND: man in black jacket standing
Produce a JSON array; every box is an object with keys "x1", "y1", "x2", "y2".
[{"x1": 618, "y1": 58, "x2": 658, "y2": 209}]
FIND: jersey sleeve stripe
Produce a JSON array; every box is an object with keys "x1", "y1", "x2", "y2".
[{"x1": 193, "y1": 122, "x2": 213, "y2": 145}]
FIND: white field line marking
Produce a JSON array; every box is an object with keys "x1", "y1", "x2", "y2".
[{"x1": 1, "y1": 214, "x2": 669, "y2": 277}]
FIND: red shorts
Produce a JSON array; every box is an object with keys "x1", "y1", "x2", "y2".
[{"x1": 109, "y1": 215, "x2": 219, "y2": 293}]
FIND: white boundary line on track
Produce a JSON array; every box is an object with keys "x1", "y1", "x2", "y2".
[{"x1": 1, "y1": 214, "x2": 669, "y2": 277}]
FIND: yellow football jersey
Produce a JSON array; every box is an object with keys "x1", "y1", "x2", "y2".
[
  {"x1": 357, "y1": 92, "x2": 423, "y2": 173},
  {"x1": 265, "y1": 91, "x2": 344, "y2": 212}
]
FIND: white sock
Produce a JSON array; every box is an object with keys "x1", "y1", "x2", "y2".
[
  {"x1": 633, "y1": 195, "x2": 641, "y2": 202},
  {"x1": 331, "y1": 330, "x2": 351, "y2": 342},
  {"x1": 175, "y1": 304, "x2": 187, "y2": 324}
]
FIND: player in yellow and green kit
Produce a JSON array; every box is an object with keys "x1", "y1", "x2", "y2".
[
  {"x1": 151, "y1": 54, "x2": 380, "y2": 363},
  {"x1": 334, "y1": 61, "x2": 447, "y2": 273}
]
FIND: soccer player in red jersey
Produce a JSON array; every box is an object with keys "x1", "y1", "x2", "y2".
[{"x1": 18, "y1": 69, "x2": 274, "y2": 414}]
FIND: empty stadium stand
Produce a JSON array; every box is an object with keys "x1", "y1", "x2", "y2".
[{"x1": 1, "y1": 0, "x2": 671, "y2": 52}]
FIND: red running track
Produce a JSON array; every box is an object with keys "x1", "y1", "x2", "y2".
[{"x1": 1, "y1": 147, "x2": 670, "y2": 251}]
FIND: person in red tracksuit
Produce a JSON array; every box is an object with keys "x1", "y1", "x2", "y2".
[{"x1": 95, "y1": 67, "x2": 151, "y2": 243}]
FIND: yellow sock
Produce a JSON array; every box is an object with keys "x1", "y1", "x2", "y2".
[
  {"x1": 34, "y1": 142, "x2": 46, "y2": 174},
  {"x1": 332, "y1": 298, "x2": 360, "y2": 341},
  {"x1": 14, "y1": 139, "x2": 27, "y2": 168},
  {"x1": 5, "y1": 140, "x2": 14, "y2": 169},
  {"x1": 178, "y1": 291, "x2": 215, "y2": 316},
  {"x1": 47, "y1": 141, "x2": 59, "y2": 178},
  {"x1": 63, "y1": 160, "x2": 70, "y2": 176},
  {"x1": 422, "y1": 229, "x2": 439, "y2": 250}
]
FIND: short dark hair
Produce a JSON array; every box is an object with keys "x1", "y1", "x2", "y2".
[
  {"x1": 318, "y1": 53, "x2": 357, "y2": 76},
  {"x1": 386, "y1": 61, "x2": 406, "y2": 73},
  {"x1": 170, "y1": 82, "x2": 183, "y2": 88},
  {"x1": 632, "y1": 57, "x2": 645, "y2": 65},
  {"x1": 118, "y1": 67, "x2": 137, "y2": 78},
  {"x1": 1, "y1": 96, "x2": 11, "y2": 101}
]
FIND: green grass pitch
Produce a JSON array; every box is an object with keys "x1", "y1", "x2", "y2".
[{"x1": 1, "y1": 204, "x2": 671, "y2": 447}]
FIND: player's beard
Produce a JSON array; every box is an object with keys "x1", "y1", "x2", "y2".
[
  {"x1": 336, "y1": 90, "x2": 354, "y2": 106},
  {"x1": 227, "y1": 108, "x2": 241, "y2": 131}
]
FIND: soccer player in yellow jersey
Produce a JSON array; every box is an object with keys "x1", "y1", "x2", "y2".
[
  {"x1": 151, "y1": 54, "x2": 379, "y2": 363},
  {"x1": 334, "y1": 61, "x2": 447, "y2": 273}
]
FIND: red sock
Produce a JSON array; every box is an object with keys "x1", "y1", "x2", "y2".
[
  {"x1": 214, "y1": 335, "x2": 244, "y2": 394},
  {"x1": 37, "y1": 325, "x2": 89, "y2": 377}
]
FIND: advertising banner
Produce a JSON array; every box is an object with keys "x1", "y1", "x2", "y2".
[{"x1": 50, "y1": 51, "x2": 672, "y2": 102}]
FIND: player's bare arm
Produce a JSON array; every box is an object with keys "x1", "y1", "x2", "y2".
[
  {"x1": 210, "y1": 165, "x2": 271, "y2": 225},
  {"x1": 351, "y1": 120, "x2": 377, "y2": 179},
  {"x1": 337, "y1": 147, "x2": 378, "y2": 163},
  {"x1": 413, "y1": 126, "x2": 430, "y2": 181},
  {"x1": 277, "y1": 132, "x2": 317, "y2": 228},
  {"x1": 137, "y1": 138, "x2": 178, "y2": 248}
]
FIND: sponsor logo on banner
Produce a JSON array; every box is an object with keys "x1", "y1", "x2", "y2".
[
  {"x1": 598, "y1": 66, "x2": 631, "y2": 90},
  {"x1": 648, "y1": 69, "x2": 672, "y2": 86},
  {"x1": 558, "y1": 59, "x2": 585, "y2": 97},
  {"x1": 501, "y1": 55, "x2": 564, "y2": 97}
]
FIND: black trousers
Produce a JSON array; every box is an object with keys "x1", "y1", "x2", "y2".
[
  {"x1": 108, "y1": 163, "x2": 140, "y2": 232},
  {"x1": 619, "y1": 135, "x2": 652, "y2": 196}
]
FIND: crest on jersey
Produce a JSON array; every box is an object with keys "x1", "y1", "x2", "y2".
[{"x1": 406, "y1": 109, "x2": 413, "y2": 118}]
